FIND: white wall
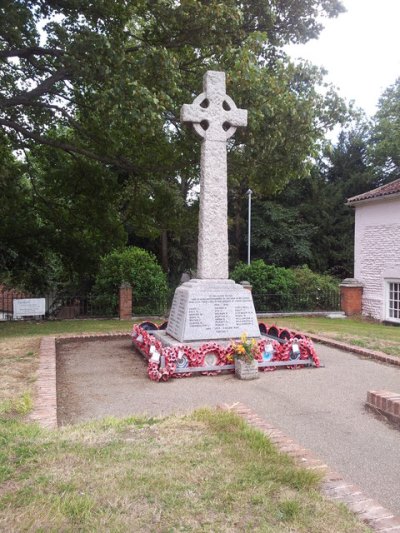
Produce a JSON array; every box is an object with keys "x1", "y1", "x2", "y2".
[{"x1": 354, "y1": 196, "x2": 400, "y2": 320}]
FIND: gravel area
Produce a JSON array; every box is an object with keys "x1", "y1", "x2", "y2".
[{"x1": 57, "y1": 337, "x2": 400, "y2": 515}]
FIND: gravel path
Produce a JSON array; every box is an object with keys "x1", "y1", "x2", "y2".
[{"x1": 57, "y1": 338, "x2": 400, "y2": 515}]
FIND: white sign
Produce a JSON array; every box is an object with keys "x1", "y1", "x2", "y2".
[{"x1": 13, "y1": 298, "x2": 46, "y2": 319}]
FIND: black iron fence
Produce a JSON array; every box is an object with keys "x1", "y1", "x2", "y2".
[
  {"x1": 49, "y1": 294, "x2": 118, "y2": 319},
  {"x1": 132, "y1": 288, "x2": 340, "y2": 316},
  {"x1": 253, "y1": 288, "x2": 340, "y2": 313},
  {"x1": 133, "y1": 293, "x2": 172, "y2": 317},
  {"x1": 1, "y1": 286, "x2": 340, "y2": 321}
]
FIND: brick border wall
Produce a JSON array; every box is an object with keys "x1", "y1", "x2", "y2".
[
  {"x1": 29, "y1": 337, "x2": 58, "y2": 429},
  {"x1": 220, "y1": 402, "x2": 400, "y2": 532},
  {"x1": 366, "y1": 390, "x2": 400, "y2": 428}
]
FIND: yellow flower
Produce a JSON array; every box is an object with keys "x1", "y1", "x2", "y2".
[{"x1": 240, "y1": 332, "x2": 247, "y2": 343}]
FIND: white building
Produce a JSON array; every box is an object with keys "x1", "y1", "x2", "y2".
[{"x1": 347, "y1": 178, "x2": 400, "y2": 323}]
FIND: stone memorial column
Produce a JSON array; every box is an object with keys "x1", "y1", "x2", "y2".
[
  {"x1": 166, "y1": 71, "x2": 260, "y2": 342},
  {"x1": 180, "y1": 71, "x2": 247, "y2": 279}
]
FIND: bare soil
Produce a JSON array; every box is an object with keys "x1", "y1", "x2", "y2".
[{"x1": 57, "y1": 338, "x2": 151, "y2": 424}]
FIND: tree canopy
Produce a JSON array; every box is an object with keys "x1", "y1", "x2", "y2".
[
  {"x1": 1, "y1": 1, "x2": 345, "y2": 162},
  {"x1": 1, "y1": 0, "x2": 351, "y2": 290},
  {"x1": 370, "y1": 77, "x2": 400, "y2": 184}
]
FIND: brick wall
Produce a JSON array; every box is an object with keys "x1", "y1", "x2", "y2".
[
  {"x1": 366, "y1": 390, "x2": 400, "y2": 428},
  {"x1": 0, "y1": 285, "x2": 31, "y2": 314}
]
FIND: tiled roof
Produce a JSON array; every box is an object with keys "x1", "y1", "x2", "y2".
[{"x1": 347, "y1": 178, "x2": 400, "y2": 205}]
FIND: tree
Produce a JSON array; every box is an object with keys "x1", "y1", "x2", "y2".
[
  {"x1": 93, "y1": 246, "x2": 169, "y2": 313},
  {"x1": 26, "y1": 145, "x2": 126, "y2": 289},
  {"x1": 1, "y1": 1, "x2": 344, "y2": 161},
  {"x1": 227, "y1": 59, "x2": 347, "y2": 264},
  {"x1": 250, "y1": 200, "x2": 316, "y2": 267},
  {"x1": 0, "y1": 132, "x2": 57, "y2": 291},
  {"x1": 1, "y1": 0, "x2": 347, "y2": 289},
  {"x1": 238, "y1": 119, "x2": 377, "y2": 278},
  {"x1": 370, "y1": 77, "x2": 400, "y2": 183},
  {"x1": 313, "y1": 122, "x2": 377, "y2": 277}
]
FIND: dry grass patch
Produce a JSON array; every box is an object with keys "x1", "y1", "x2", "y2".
[
  {"x1": 0, "y1": 410, "x2": 370, "y2": 532},
  {"x1": 0, "y1": 337, "x2": 39, "y2": 417}
]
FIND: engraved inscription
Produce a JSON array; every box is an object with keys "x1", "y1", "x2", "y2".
[
  {"x1": 188, "y1": 307, "x2": 207, "y2": 328},
  {"x1": 167, "y1": 290, "x2": 189, "y2": 339},
  {"x1": 234, "y1": 305, "x2": 253, "y2": 327},
  {"x1": 183, "y1": 290, "x2": 258, "y2": 340}
]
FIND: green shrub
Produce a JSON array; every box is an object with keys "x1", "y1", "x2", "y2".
[
  {"x1": 93, "y1": 247, "x2": 169, "y2": 314},
  {"x1": 231, "y1": 261, "x2": 339, "y2": 312},
  {"x1": 230, "y1": 260, "x2": 297, "y2": 311},
  {"x1": 290, "y1": 265, "x2": 339, "y2": 310},
  {"x1": 231, "y1": 260, "x2": 296, "y2": 294},
  {"x1": 291, "y1": 265, "x2": 338, "y2": 293}
]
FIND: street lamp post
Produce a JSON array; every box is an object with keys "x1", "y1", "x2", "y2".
[{"x1": 246, "y1": 188, "x2": 253, "y2": 265}]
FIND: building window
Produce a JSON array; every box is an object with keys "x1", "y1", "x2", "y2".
[{"x1": 387, "y1": 281, "x2": 400, "y2": 322}]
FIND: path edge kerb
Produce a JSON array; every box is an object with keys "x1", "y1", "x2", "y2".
[
  {"x1": 219, "y1": 402, "x2": 400, "y2": 532},
  {"x1": 29, "y1": 332, "x2": 131, "y2": 429}
]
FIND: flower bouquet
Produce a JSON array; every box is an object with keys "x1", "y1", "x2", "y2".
[{"x1": 231, "y1": 332, "x2": 260, "y2": 380}]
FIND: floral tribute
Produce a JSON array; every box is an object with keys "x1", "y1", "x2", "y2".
[
  {"x1": 230, "y1": 332, "x2": 259, "y2": 363},
  {"x1": 132, "y1": 322, "x2": 320, "y2": 382}
]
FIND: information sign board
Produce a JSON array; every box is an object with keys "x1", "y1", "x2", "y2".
[{"x1": 13, "y1": 298, "x2": 46, "y2": 319}]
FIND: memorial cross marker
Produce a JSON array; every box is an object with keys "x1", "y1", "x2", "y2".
[
  {"x1": 181, "y1": 70, "x2": 247, "y2": 279},
  {"x1": 165, "y1": 71, "x2": 259, "y2": 342}
]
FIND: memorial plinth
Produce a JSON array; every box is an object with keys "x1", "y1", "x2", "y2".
[{"x1": 166, "y1": 279, "x2": 259, "y2": 342}]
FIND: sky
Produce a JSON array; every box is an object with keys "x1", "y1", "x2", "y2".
[{"x1": 287, "y1": 0, "x2": 400, "y2": 117}]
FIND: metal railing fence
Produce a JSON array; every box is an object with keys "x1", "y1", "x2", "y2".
[
  {"x1": 1, "y1": 286, "x2": 340, "y2": 321},
  {"x1": 132, "y1": 292, "x2": 172, "y2": 317},
  {"x1": 253, "y1": 288, "x2": 340, "y2": 313}
]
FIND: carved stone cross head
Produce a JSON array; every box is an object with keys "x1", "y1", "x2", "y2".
[{"x1": 181, "y1": 71, "x2": 247, "y2": 142}]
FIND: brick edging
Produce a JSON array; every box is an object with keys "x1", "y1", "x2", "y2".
[
  {"x1": 29, "y1": 336, "x2": 57, "y2": 429},
  {"x1": 30, "y1": 331, "x2": 131, "y2": 429},
  {"x1": 366, "y1": 390, "x2": 400, "y2": 429},
  {"x1": 307, "y1": 334, "x2": 400, "y2": 368},
  {"x1": 219, "y1": 402, "x2": 400, "y2": 532},
  {"x1": 55, "y1": 332, "x2": 130, "y2": 345}
]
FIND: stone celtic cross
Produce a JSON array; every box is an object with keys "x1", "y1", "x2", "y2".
[{"x1": 181, "y1": 71, "x2": 247, "y2": 279}]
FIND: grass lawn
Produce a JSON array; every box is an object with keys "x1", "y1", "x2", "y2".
[
  {"x1": 0, "y1": 318, "x2": 135, "y2": 339},
  {"x1": 0, "y1": 410, "x2": 370, "y2": 532},
  {"x1": 269, "y1": 316, "x2": 400, "y2": 357},
  {"x1": 0, "y1": 318, "x2": 376, "y2": 530}
]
